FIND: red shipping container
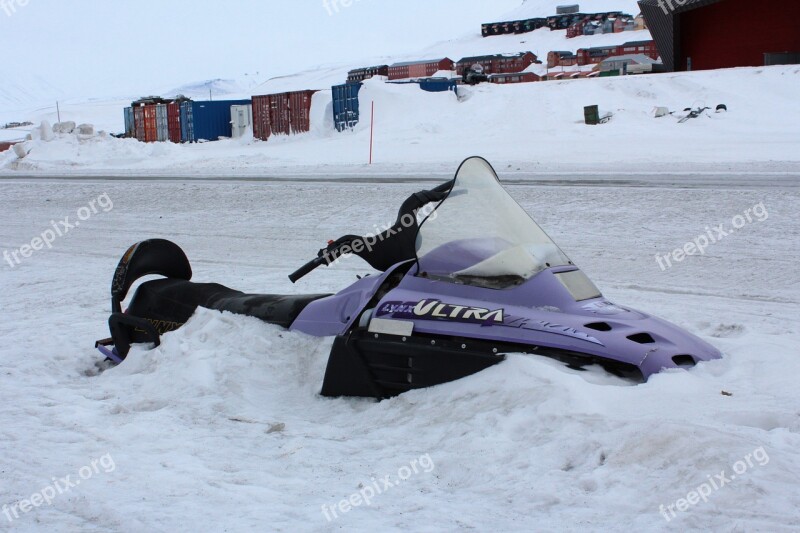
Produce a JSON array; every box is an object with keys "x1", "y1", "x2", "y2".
[
  {"x1": 288, "y1": 90, "x2": 316, "y2": 134},
  {"x1": 143, "y1": 105, "x2": 158, "y2": 143},
  {"x1": 252, "y1": 95, "x2": 272, "y2": 141},
  {"x1": 167, "y1": 102, "x2": 182, "y2": 143},
  {"x1": 252, "y1": 90, "x2": 317, "y2": 141},
  {"x1": 134, "y1": 106, "x2": 145, "y2": 142}
]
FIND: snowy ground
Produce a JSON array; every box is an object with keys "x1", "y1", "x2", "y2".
[
  {"x1": 1, "y1": 173, "x2": 798, "y2": 531},
  {"x1": 3, "y1": 66, "x2": 799, "y2": 178}
]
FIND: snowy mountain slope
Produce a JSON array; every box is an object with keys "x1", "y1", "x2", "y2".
[
  {"x1": 5, "y1": 66, "x2": 800, "y2": 175},
  {"x1": 0, "y1": 177, "x2": 798, "y2": 531}
]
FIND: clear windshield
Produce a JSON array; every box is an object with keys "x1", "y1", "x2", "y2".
[{"x1": 415, "y1": 157, "x2": 572, "y2": 288}]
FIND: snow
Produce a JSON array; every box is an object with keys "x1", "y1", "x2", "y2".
[
  {"x1": 4, "y1": 66, "x2": 800, "y2": 176},
  {"x1": 1, "y1": 176, "x2": 798, "y2": 531}
]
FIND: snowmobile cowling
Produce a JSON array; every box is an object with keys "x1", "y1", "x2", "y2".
[{"x1": 96, "y1": 157, "x2": 723, "y2": 398}]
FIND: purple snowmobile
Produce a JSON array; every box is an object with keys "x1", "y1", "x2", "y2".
[{"x1": 96, "y1": 157, "x2": 722, "y2": 397}]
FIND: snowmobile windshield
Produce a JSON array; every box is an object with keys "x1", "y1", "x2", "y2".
[{"x1": 415, "y1": 157, "x2": 572, "y2": 288}]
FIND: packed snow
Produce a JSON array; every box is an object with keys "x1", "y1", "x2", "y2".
[{"x1": 1, "y1": 175, "x2": 799, "y2": 531}]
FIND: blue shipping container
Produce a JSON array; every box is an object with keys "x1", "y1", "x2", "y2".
[
  {"x1": 332, "y1": 83, "x2": 362, "y2": 132},
  {"x1": 179, "y1": 99, "x2": 252, "y2": 142},
  {"x1": 123, "y1": 107, "x2": 134, "y2": 138},
  {"x1": 418, "y1": 78, "x2": 458, "y2": 94}
]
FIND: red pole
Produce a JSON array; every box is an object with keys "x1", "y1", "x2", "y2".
[{"x1": 369, "y1": 100, "x2": 375, "y2": 165}]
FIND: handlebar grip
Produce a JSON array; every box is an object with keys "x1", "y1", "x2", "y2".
[{"x1": 289, "y1": 258, "x2": 323, "y2": 284}]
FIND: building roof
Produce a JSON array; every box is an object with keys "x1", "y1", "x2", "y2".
[
  {"x1": 458, "y1": 52, "x2": 535, "y2": 63},
  {"x1": 622, "y1": 40, "x2": 655, "y2": 47},
  {"x1": 390, "y1": 58, "x2": 451, "y2": 68},
  {"x1": 600, "y1": 54, "x2": 659, "y2": 65}
]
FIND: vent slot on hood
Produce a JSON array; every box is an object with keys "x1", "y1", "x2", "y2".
[{"x1": 627, "y1": 333, "x2": 656, "y2": 344}]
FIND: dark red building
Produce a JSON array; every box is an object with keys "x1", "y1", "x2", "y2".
[
  {"x1": 388, "y1": 58, "x2": 455, "y2": 80},
  {"x1": 639, "y1": 0, "x2": 800, "y2": 71},
  {"x1": 456, "y1": 52, "x2": 539, "y2": 76}
]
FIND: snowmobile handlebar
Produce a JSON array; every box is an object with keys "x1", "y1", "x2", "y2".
[
  {"x1": 289, "y1": 257, "x2": 325, "y2": 284},
  {"x1": 289, "y1": 180, "x2": 455, "y2": 283},
  {"x1": 289, "y1": 235, "x2": 362, "y2": 283}
]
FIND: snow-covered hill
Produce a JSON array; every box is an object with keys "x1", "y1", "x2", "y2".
[{"x1": 5, "y1": 65, "x2": 800, "y2": 175}]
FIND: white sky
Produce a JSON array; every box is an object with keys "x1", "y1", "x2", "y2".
[{"x1": 0, "y1": 0, "x2": 522, "y2": 102}]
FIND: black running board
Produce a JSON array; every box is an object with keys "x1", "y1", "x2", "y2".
[
  {"x1": 320, "y1": 330, "x2": 643, "y2": 399},
  {"x1": 321, "y1": 330, "x2": 507, "y2": 399}
]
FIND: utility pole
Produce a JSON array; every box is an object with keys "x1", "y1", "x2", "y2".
[{"x1": 56, "y1": 101, "x2": 61, "y2": 123}]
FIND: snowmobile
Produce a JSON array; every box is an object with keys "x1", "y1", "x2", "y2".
[{"x1": 96, "y1": 157, "x2": 722, "y2": 398}]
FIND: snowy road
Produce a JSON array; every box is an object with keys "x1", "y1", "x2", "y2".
[{"x1": 1, "y1": 174, "x2": 798, "y2": 532}]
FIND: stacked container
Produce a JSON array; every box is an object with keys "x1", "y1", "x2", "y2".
[
  {"x1": 143, "y1": 105, "x2": 158, "y2": 143},
  {"x1": 134, "y1": 107, "x2": 145, "y2": 142},
  {"x1": 332, "y1": 83, "x2": 362, "y2": 132},
  {"x1": 167, "y1": 102, "x2": 182, "y2": 143},
  {"x1": 123, "y1": 108, "x2": 135, "y2": 138},
  {"x1": 251, "y1": 90, "x2": 317, "y2": 141},
  {"x1": 179, "y1": 99, "x2": 252, "y2": 143},
  {"x1": 155, "y1": 104, "x2": 169, "y2": 142}
]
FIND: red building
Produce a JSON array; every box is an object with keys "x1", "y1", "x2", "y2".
[
  {"x1": 575, "y1": 40, "x2": 658, "y2": 65},
  {"x1": 490, "y1": 72, "x2": 542, "y2": 84},
  {"x1": 639, "y1": 0, "x2": 800, "y2": 71},
  {"x1": 347, "y1": 65, "x2": 389, "y2": 83},
  {"x1": 548, "y1": 50, "x2": 578, "y2": 68},
  {"x1": 455, "y1": 52, "x2": 538, "y2": 77},
  {"x1": 388, "y1": 58, "x2": 455, "y2": 80}
]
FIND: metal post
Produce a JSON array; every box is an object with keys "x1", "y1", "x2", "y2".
[
  {"x1": 369, "y1": 100, "x2": 375, "y2": 165},
  {"x1": 56, "y1": 101, "x2": 61, "y2": 123}
]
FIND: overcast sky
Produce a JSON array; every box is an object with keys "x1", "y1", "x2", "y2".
[{"x1": 0, "y1": 0, "x2": 521, "y2": 102}]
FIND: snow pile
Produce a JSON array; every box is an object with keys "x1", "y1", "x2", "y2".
[{"x1": 3, "y1": 65, "x2": 800, "y2": 175}]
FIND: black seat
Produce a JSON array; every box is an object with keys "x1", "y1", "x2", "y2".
[{"x1": 127, "y1": 278, "x2": 331, "y2": 330}]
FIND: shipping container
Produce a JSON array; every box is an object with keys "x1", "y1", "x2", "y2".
[
  {"x1": 143, "y1": 105, "x2": 158, "y2": 143},
  {"x1": 134, "y1": 106, "x2": 145, "y2": 142},
  {"x1": 251, "y1": 95, "x2": 272, "y2": 141},
  {"x1": 123, "y1": 107, "x2": 135, "y2": 138},
  {"x1": 230, "y1": 104, "x2": 253, "y2": 138},
  {"x1": 179, "y1": 99, "x2": 252, "y2": 142},
  {"x1": 251, "y1": 90, "x2": 317, "y2": 141},
  {"x1": 418, "y1": 79, "x2": 459, "y2": 94},
  {"x1": 167, "y1": 102, "x2": 181, "y2": 143},
  {"x1": 156, "y1": 104, "x2": 169, "y2": 142},
  {"x1": 332, "y1": 83, "x2": 362, "y2": 132}
]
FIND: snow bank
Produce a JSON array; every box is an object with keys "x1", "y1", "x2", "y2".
[{"x1": 3, "y1": 66, "x2": 799, "y2": 175}]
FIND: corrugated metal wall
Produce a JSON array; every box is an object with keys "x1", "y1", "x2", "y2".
[
  {"x1": 332, "y1": 83, "x2": 362, "y2": 132},
  {"x1": 251, "y1": 91, "x2": 317, "y2": 141},
  {"x1": 167, "y1": 102, "x2": 182, "y2": 143},
  {"x1": 134, "y1": 107, "x2": 145, "y2": 142},
  {"x1": 155, "y1": 104, "x2": 169, "y2": 142},
  {"x1": 123, "y1": 107, "x2": 134, "y2": 138}
]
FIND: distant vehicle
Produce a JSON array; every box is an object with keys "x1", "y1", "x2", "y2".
[{"x1": 463, "y1": 64, "x2": 489, "y2": 85}]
